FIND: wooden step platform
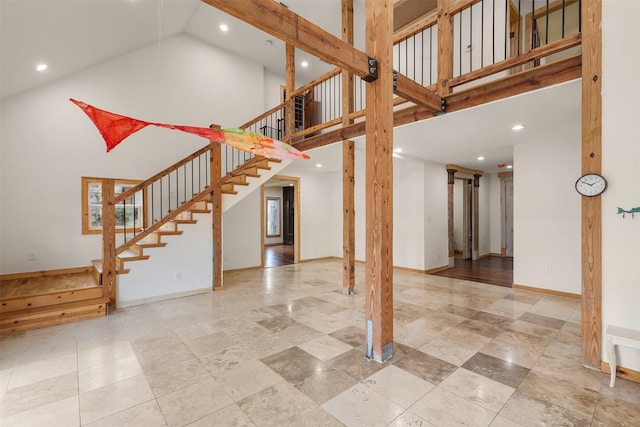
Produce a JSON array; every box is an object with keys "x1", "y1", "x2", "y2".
[{"x1": 0, "y1": 268, "x2": 108, "y2": 334}]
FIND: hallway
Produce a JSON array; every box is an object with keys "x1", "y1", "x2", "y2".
[
  {"x1": 431, "y1": 256, "x2": 514, "y2": 288},
  {"x1": 264, "y1": 244, "x2": 294, "y2": 268}
]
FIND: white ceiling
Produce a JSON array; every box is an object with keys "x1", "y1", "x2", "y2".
[{"x1": 0, "y1": 0, "x2": 581, "y2": 174}]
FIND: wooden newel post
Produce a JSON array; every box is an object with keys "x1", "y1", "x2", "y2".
[
  {"x1": 210, "y1": 124, "x2": 223, "y2": 291},
  {"x1": 101, "y1": 178, "x2": 117, "y2": 309}
]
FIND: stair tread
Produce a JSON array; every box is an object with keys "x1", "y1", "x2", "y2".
[
  {"x1": 0, "y1": 284, "x2": 103, "y2": 303},
  {"x1": 1, "y1": 297, "x2": 109, "y2": 318}
]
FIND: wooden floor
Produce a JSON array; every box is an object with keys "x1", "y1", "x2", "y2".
[
  {"x1": 431, "y1": 255, "x2": 514, "y2": 288},
  {"x1": 264, "y1": 244, "x2": 294, "y2": 268}
]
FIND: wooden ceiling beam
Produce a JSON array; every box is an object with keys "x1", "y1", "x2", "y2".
[
  {"x1": 394, "y1": 72, "x2": 444, "y2": 113},
  {"x1": 202, "y1": 0, "x2": 375, "y2": 81}
]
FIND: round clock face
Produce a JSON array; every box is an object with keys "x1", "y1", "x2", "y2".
[{"x1": 575, "y1": 174, "x2": 607, "y2": 197}]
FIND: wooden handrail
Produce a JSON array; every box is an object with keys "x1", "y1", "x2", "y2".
[
  {"x1": 115, "y1": 145, "x2": 211, "y2": 205},
  {"x1": 449, "y1": 33, "x2": 582, "y2": 88},
  {"x1": 115, "y1": 187, "x2": 213, "y2": 255}
]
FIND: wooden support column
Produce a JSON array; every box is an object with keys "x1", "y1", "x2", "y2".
[
  {"x1": 342, "y1": 0, "x2": 355, "y2": 294},
  {"x1": 210, "y1": 124, "x2": 223, "y2": 291},
  {"x1": 364, "y1": 0, "x2": 394, "y2": 363},
  {"x1": 580, "y1": 0, "x2": 602, "y2": 369},
  {"x1": 101, "y1": 178, "x2": 117, "y2": 309},
  {"x1": 437, "y1": 0, "x2": 453, "y2": 96},
  {"x1": 285, "y1": 44, "x2": 296, "y2": 142},
  {"x1": 447, "y1": 169, "x2": 456, "y2": 267},
  {"x1": 472, "y1": 174, "x2": 481, "y2": 260},
  {"x1": 343, "y1": 140, "x2": 355, "y2": 293}
]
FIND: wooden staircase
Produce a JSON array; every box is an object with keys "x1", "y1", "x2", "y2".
[{"x1": 0, "y1": 154, "x2": 283, "y2": 333}]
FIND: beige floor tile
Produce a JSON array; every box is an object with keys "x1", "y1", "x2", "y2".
[
  {"x1": 0, "y1": 372, "x2": 78, "y2": 418},
  {"x1": 322, "y1": 383, "x2": 405, "y2": 427},
  {"x1": 79, "y1": 355, "x2": 143, "y2": 393},
  {"x1": 79, "y1": 374, "x2": 154, "y2": 425},
  {"x1": 364, "y1": 365, "x2": 434, "y2": 408},
  {"x1": 187, "y1": 403, "x2": 256, "y2": 426},
  {"x1": 499, "y1": 390, "x2": 591, "y2": 425},
  {"x1": 156, "y1": 378, "x2": 233, "y2": 427},
  {"x1": 77, "y1": 340, "x2": 135, "y2": 370},
  {"x1": 8, "y1": 352, "x2": 77, "y2": 390},
  {"x1": 489, "y1": 414, "x2": 524, "y2": 426},
  {"x1": 85, "y1": 400, "x2": 167, "y2": 426},
  {"x1": 215, "y1": 359, "x2": 283, "y2": 402},
  {"x1": 0, "y1": 395, "x2": 79, "y2": 427},
  {"x1": 419, "y1": 337, "x2": 477, "y2": 366},
  {"x1": 183, "y1": 331, "x2": 237, "y2": 357},
  {"x1": 439, "y1": 368, "x2": 515, "y2": 413},
  {"x1": 410, "y1": 387, "x2": 497, "y2": 427},
  {"x1": 146, "y1": 357, "x2": 213, "y2": 397},
  {"x1": 298, "y1": 334, "x2": 353, "y2": 361},
  {"x1": 240, "y1": 381, "x2": 329, "y2": 427},
  {"x1": 387, "y1": 410, "x2": 434, "y2": 427}
]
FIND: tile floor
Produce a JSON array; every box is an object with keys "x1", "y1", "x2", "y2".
[{"x1": 1, "y1": 259, "x2": 639, "y2": 426}]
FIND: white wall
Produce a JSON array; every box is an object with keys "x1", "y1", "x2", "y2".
[
  {"x1": 513, "y1": 135, "x2": 581, "y2": 294},
  {"x1": 601, "y1": 0, "x2": 640, "y2": 371},
  {"x1": 118, "y1": 213, "x2": 212, "y2": 307},
  {"x1": 422, "y1": 159, "x2": 449, "y2": 270},
  {"x1": 223, "y1": 190, "x2": 261, "y2": 270},
  {"x1": 0, "y1": 34, "x2": 266, "y2": 275}
]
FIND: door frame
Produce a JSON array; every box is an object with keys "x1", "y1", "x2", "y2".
[{"x1": 260, "y1": 174, "x2": 301, "y2": 267}]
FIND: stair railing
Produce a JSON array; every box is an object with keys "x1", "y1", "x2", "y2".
[{"x1": 99, "y1": 139, "x2": 264, "y2": 306}]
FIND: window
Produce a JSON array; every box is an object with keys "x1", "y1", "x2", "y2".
[
  {"x1": 266, "y1": 197, "x2": 281, "y2": 237},
  {"x1": 81, "y1": 177, "x2": 147, "y2": 234}
]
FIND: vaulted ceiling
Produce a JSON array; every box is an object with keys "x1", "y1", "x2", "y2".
[{"x1": 0, "y1": 0, "x2": 580, "y2": 173}]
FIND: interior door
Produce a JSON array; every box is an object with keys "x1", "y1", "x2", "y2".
[{"x1": 282, "y1": 186, "x2": 295, "y2": 245}]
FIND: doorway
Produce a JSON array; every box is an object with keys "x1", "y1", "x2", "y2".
[
  {"x1": 261, "y1": 175, "x2": 300, "y2": 268},
  {"x1": 453, "y1": 177, "x2": 474, "y2": 260}
]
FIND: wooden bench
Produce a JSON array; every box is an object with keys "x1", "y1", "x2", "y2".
[{"x1": 605, "y1": 325, "x2": 640, "y2": 387}]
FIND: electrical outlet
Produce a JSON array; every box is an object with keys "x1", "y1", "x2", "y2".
[
  {"x1": 175, "y1": 272, "x2": 182, "y2": 281},
  {"x1": 544, "y1": 266, "x2": 552, "y2": 275},
  {"x1": 27, "y1": 252, "x2": 36, "y2": 261}
]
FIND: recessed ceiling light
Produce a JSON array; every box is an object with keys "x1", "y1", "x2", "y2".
[
  {"x1": 36, "y1": 63, "x2": 48, "y2": 72},
  {"x1": 219, "y1": 24, "x2": 229, "y2": 32},
  {"x1": 393, "y1": 147, "x2": 402, "y2": 153},
  {"x1": 289, "y1": 183, "x2": 294, "y2": 186},
  {"x1": 512, "y1": 124, "x2": 525, "y2": 131},
  {"x1": 265, "y1": 39, "x2": 273, "y2": 45},
  {"x1": 477, "y1": 156, "x2": 485, "y2": 161},
  {"x1": 301, "y1": 61, "x2": 309, "y2": 68},
  {"x1": 315, "y1": 163, "x2": 322, "y2": 168},
  {"x1": 507, "y1": 165, "x2": 513, "y2": 169}
]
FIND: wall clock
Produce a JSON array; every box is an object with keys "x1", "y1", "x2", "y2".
[{"x1": 575, "y1": 173, "x2": 607, "y2": 197}]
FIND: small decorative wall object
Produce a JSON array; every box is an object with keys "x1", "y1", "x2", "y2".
[{"x1": 617, "y1": 207, "x2": 640, "y2": 219}]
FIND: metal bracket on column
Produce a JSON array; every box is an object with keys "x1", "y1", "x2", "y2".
[
  {"x1": 392, "y1": 71, "x2": 398, "y2": 89},
  {"x1": 435, "y1": 98, "x2": 447, "y2": 116},
  {"x1": 362, "y1": 57, "x2": 378, "y2": 82}
]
